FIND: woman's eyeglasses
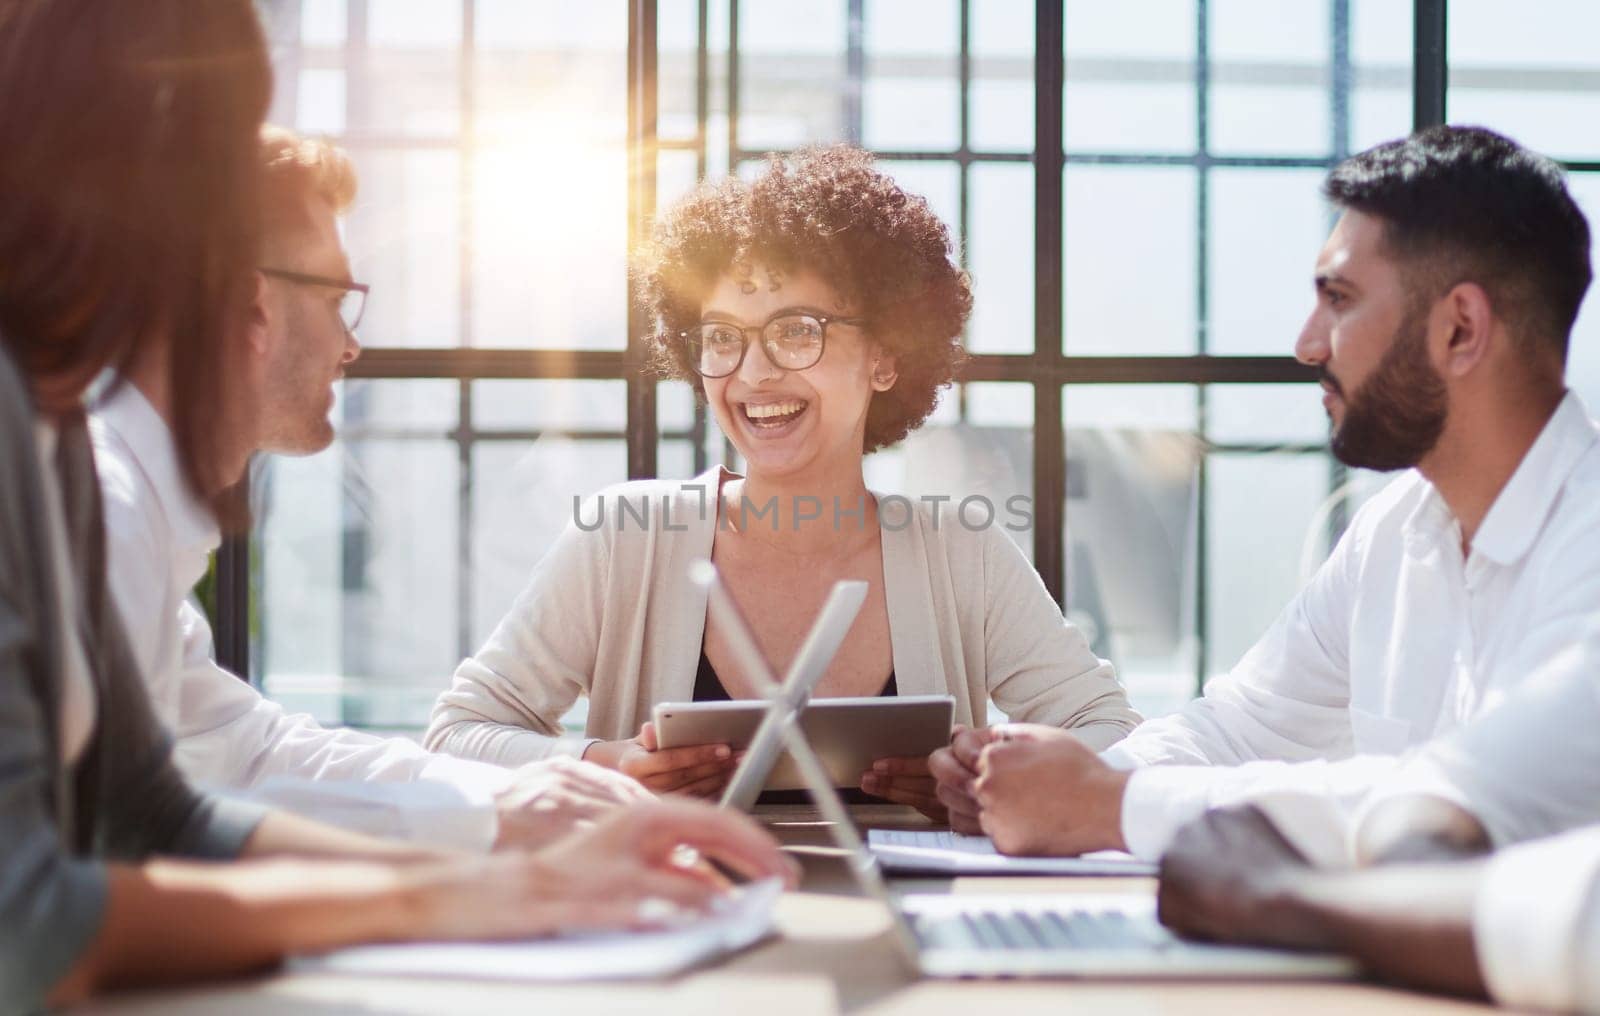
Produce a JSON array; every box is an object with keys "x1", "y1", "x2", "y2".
[{"x1": 680, "y1": 312, "x2": 866, "y2": 379}]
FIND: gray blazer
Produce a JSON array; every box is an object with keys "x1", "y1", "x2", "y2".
[{"x1": 0, "y1": 345, "x2": 265, "y2": 1013}]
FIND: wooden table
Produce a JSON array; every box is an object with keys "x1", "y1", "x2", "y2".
[{"x1": 75, "y1": 807, "x2": 1498, "y2": 1015}]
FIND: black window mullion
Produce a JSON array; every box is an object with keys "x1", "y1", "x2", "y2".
[
  {"x1": 1034, "y1": 0, "x2": 1066, "y2": 605},
  {"x1": 956, "y1": 0, "x2": 972, "y2": 424},
  {"x1": 689, "y1": 0, "x2": 712, "y2": 474},
  {"x1": 1414, "y1": 0, "x2": 1448, "y2": 129},
  {"x1": 845, "y1": 0, "x2": 865, "y2": 144},
  {"x1": 1326, "y1": 0, "x2": 1353, "y2": 551},
  {"x1": 627, "y1": 0, "x2": 660, "y2": 480},
  {"x1": 1193, "y1": 0, "x2": 1212, "y2": 695},
  {"x1": 727, "y1": 0, "x2": 740, "y2": 180},
  {"x1": 337, "y1": 0, "x2": 372, "y2": 689},
  {"x1": 345, "y1": 350, "x2": 1313, "y2": 385},
  {"x1": 456, "y1": 0, "x2": 478, "y2": 662}
]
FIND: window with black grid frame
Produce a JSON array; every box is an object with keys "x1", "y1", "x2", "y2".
[{"x1": 238, "y1": 0, "x2": 1598, "y2": 730}]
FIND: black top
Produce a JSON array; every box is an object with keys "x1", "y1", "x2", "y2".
[
  {"x1": 691, "y1": 651, "x2": 899, "y2": 701},
  {"x1": 692, "y1": 647, "x2": 897, "y2": 804}
]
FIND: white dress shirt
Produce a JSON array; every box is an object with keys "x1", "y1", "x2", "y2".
[
  {"x1": 1101, "y1": 392, "x2": 1600, "y2": 859},
  {"x1": 1475, "y1": 825, "x2": 1600, "y2": 1013},
  {"x1": 1375, "y1": 620, "x2": 1600, "y2": 850},
  {"x1": 90, "y1": 384, "x2": 511, "y2": 850}
]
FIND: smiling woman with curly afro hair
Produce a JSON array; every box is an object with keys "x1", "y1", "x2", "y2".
[
  {"x1": 426, "y1": 145, "x2": 1138, "y2": 819},
  {"x1": 637, "y1": 144, "x2": 972, "y2": 453}
]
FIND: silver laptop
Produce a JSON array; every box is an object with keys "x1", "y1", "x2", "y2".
[{"x1": 696, "y1": 560, "x2": 1358, "y2": 981}]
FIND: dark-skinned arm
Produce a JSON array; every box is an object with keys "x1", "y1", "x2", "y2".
[{"x1": 1157, "y1": 805, "x2": 1489, "y2": 998}]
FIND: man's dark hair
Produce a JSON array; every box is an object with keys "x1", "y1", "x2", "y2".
[{"x1": 1325, "y1": 125, "x2": 1591, "y2": 364}]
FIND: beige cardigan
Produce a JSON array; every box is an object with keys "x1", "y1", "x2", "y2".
[{"x1": 425, "y1": 469, "x2": 1141, "y2": 764}]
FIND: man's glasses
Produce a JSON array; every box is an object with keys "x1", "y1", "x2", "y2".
[
  {"x1": 680, "y1": 312, "x2": 867, "y2": 379},
  {"x1": 260, "y1": 267, "x2": 369, "y2": 334}
]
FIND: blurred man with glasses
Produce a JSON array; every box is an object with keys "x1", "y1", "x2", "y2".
[{"x1": 90, "y1": 126, "x2": 650, "y2": 853}]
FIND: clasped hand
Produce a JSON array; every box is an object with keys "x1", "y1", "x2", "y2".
[{"x1": 928, "y1": 723, "x2": 1130, "y2": 855}]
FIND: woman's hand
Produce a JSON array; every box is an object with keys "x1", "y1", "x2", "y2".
[
  {"x1": 409, "y1": 800, "x2": 799, "y2": 941},
  {"x1": 860, "y1": 753, "x2": 946, "y2": 822},
  {"x1": 582, "y1": 722, "x2": 740, "y2": 798},
  {"x1": 491, "y1": 756, "x2": 656, "y2": 851}
]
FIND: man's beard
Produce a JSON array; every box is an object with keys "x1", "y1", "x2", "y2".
[{"x1": 1326, "y1": 306, "x2": 1448, "y2": 472}]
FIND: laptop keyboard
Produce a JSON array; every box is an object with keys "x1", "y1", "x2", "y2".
[{"x1": 911, "y1": 907, "x2": 1177, "y2": 953}]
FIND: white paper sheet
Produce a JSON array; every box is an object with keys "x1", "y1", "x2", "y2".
[
  {"x1": 868, "y1": 830, "x2": 1156, "y2": 876},
  {"x1": 290, "y1": 878, "x2": 782, "y2": 981}
]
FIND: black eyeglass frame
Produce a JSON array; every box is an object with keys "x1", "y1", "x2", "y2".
[
  {"x1": 678, "y1": 312, "x2": 869, "y2": 379},
  {"x1": 260, "y1": 267, "x2": 371, "y2": 333}
]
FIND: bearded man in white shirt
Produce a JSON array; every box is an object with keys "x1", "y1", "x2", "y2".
[
  {"x1": 930, "y1": 124, "x2": 1600, "y2": 861},
  {"x1": 90, "y1": 126, "x2": 650, "y2": 851}
]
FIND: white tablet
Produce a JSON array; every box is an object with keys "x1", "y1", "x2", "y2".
[{"x1": 654, "y1": 695, "x2": 955, "y2": 792}]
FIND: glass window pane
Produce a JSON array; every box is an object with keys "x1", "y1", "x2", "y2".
[
  {"x1": 1207, "y1": 383, "x2": 1327, "y2": 446},
  {"x1": 659, "y1": 381, "x2": 730, "y2": 481},
  {"x1": 1063, "y1": 385, "x2": 1201, "y2": 717},
  {"x1": 300, "y1": 0, "x2": 347, "y2": 47},
  {"x1": 1064, "y1": 0, "x2": 1195, "y2": 155},
  {"x1": 657, "y1": 439, "x2": 698, "y2": 483},
  {"x1": 971, "y1": 79, "x2": 1036, "y2": 153},
  {"x1": 1066, "y1": 82, "x2": 1196, "y2": 155},
  {"x1": 471, "y1": 438, "x2": 627, "y2": 650},
  {"x1": 475, "y1": 29, "x2": 626, "y2": 141},
  {"x1": 346, "y1": 150, "x2": 461, "y2": 348},
  {"x1": 1064, "y1": 384, "x2": 1199, "y2": 432},
  {"x1": 472, "y1": 380, "x2": 627, "y2": 432},
  {"x1": 658, "y1": 148, "x2": 702, "y2": 210},
  {"x1": 864, "y1": 79, "x2": 960, "y2": 152},
  {"x1": 1207, "y1": 167, "x2": 1329, "y2": 355},
  {"x1": 967, "y1": 163, "x2": 1034, "y2": 353},
  {"x1": 658, "y1": 380, "x2": 697, "y2": 433},
  {"x1": 260, "y1": 437, "x2": 460, "y2": 727},
  {"x1": 368, "y1": 0, "x2": 460, "y2": 48},
  {"x1": 1209, "y1": 0, "x2": 1330, "y2": 157},
  {"x1": 357, "y1": 48, "x2": 460, "y2": 138},
  {"x1": 973, "y1": 0, "x2": 1034, "y2": 152},
  {"x1": 1206, "y1": 451, "x2": 1334, "y2": 682},
  {"x1": 658, "y1": 0, "x2": 704, "y2": 141},
  {"x1": 1448, "y1": 0, "x2": 1600, "y2": 162},
  {"x1": 1067, "y1": 0, "x2": 1193, "y2": 61},
  {"x1": 467, "y1": 378, "x2": 629, "y2": 651},
  {"x1": 1447, "y1": 90, "x2": 1600, "y2": 165},
  {"x1": 1209, "y1": 83, "x2": 1328, "y2": 157},
  {"x1": 474, "y1": 0, "x2": 619, "y2": 50},
  {"x1": 471, "y1": 138, "x2": 626, "y2": 349},
  {"x1": 341, "y1": 379, "x2": 460, "y2": 435},
  {"x1": 1350, "y1": 0, "x2": 1412, "y2": 152},
  {"x1": 864, "y1": 0, "x2": 958, "y2": 151},
  {"x1": 1064, "y1": 166, "x2": 1197, "y2": 355},
  {"x1": 736, "y1": 0, "x2": 848, "y2": 149},
  {"x1": 867, "y1": 383, "x2": 1034, "y2": 559},
  {"x1": 1566, "y1": 173, "x2": 1600, "y2": 414},
  {"x1": 296, "y1": 69, "x2": 347, "y2": 135}
]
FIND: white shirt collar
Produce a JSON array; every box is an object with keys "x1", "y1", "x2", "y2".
[
  {"x1": 90, "y1": 382, "x2": 220, "y2": 556},
  {"x1": 1402, "y1": 390, "x2": 1599, "y2": 566}
]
